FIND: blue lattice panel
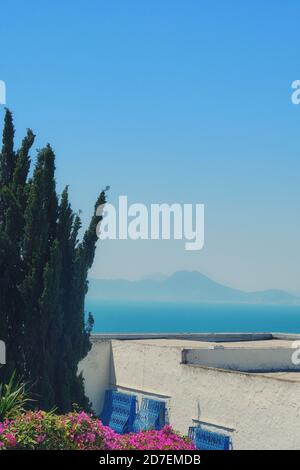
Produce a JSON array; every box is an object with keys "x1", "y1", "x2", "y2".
[
  {"x1": 132, "y1": 398, "x2": 166, "y2": 432},
  {"x1": 189, "y1": 426, "x2": 231, "y2": 450},
  {"x1": 100, "y1": 389, "x2": 137, "y2": 434}
]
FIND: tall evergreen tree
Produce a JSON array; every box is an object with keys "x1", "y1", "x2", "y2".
[
  {"x1": 22, "y1": 145, "x2": 59, "y2": 401},
  {"x1": 0, "y1": 110, "x2": 107, "y2": 410},
  {"x1": 55, "y1": 189, "x2": 106, "y2": 412},
  {"x1": 0, "y1": 109, "x2": 15, "y2": 186},
  {"x1": 0, "y1": 111, "x2": 35, "y2": 382}
]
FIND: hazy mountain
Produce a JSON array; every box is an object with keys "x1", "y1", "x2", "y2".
[{"x1": 87, "y1": 271, "x2": 300, "y2": 305}]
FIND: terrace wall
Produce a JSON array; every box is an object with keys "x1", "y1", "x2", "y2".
[
  {"x1": 79, "y1": 336, "x2": 300, "y2": 449},
  {"x1": 184, "y1": 347, "x2": 300, "y2": 372}
]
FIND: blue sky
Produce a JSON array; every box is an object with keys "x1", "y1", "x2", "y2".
[{"x1": 1, "y1": 1, "x2": 300, "y2": 291}]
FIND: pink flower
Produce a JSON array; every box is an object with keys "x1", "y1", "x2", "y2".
[
  {"x1": 6, "y1": 433, "x2": 17, "y2": 448},
  {"x1": 0, "y1": 411, "x2": 194, "y2": 451}
]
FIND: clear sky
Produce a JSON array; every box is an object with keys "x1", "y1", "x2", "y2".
[{"x1": 1, "y1": 0, "x2": 300, "y2": 291}]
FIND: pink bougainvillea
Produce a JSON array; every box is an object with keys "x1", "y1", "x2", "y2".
[
  {"x1": 116, "y1": 425, "x2": 195, "y2": 450},
  {"x1": 0, "y1": 411, "x2": 195, "y2": 450}
]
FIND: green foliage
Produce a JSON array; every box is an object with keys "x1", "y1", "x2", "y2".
[
  {"x1": 0, "y1": 110, "x2": 107, "y2": 412},
  {"x1": 0, "y1": 372, "x2": 31, "y2": 420}
]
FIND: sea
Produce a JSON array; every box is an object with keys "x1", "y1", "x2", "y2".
[{"x1": 85, "y1": 299, "x2": 300, "y2": 334}]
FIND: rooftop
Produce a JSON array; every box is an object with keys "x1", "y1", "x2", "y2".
[
  {"x1": 124, "y1": 338, "x2": 296, "y2": 349},
  {"x1": 93, "y1": 332, "x2": 300, "y2": 349},
  {"x1": 92, "y1": 333, "x2": 300, "y2": 382}
]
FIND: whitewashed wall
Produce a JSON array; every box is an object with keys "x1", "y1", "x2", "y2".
[
  {"x1": 81, "y1": 339, "x2": 300, "y2": 450},
  {"x1": 184, "y1": 347, "x2": 300, "y2": 372},
  {"x1": 79, "y1": 340, "x2": 111, "y2": 414}
]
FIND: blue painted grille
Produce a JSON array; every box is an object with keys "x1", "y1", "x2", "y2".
[{"x1": 189, "y1": 426, "x2": 231, "y2": 450}]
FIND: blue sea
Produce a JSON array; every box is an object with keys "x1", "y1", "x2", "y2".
[{"x1": 85, "y1": 300, "x2": 300, "y2": 334}]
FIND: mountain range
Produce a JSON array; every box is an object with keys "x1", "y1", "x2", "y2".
[{"x1": 88, "y1": 271, "x2": 300, "y2": 305}]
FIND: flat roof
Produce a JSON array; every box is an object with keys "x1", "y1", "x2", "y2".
[
  {"x1": 119, "y1": 338, "x2": 297, "y2": 350},
  {"x1": 92, "y1": 332, "x2": 300, "y2": 343},
  {"x1": 109, "y1": 336, "x2": 300, "y2": 383},
  {"x1": 91, "y1": 333, "x2": 300, "y2": 383}
]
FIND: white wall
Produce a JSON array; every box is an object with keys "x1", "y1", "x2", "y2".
[
  {"x1": 79, "y1": 340, "x2": 111, "y2": 414},
  {"x1": 81, "y1": 339, "x2": 300, "y2": 449},
  {"x1": 184, "y1": 347, "x2": 300, "y2": 372}
]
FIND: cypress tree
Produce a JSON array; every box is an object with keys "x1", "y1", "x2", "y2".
[
  {"x1": 0, "y1": 110, "x2": 107, "y2": 411},
  {"x1": 21, "y1": 145, "x2": 58, "y2": 402},
  {"x1": 0, "y1": 111, "x2": 35, "y2": 382},
  {"x1": 0, "y1": 109, "x2": 15, "y2": 186},
  {"x1": 54, "y1": 189, "x2": 106, "y2": 412}
]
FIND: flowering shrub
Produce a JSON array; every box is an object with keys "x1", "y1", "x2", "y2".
[
  {"x1": 117, "y1": 426, "x2": 195, "y2": 450},
  {"x1": 0, "y1": 411, "x2": 195, "y2": 450},
  {"x1": 0, "y1": 411, "x2": 109, "y2": 450}
]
